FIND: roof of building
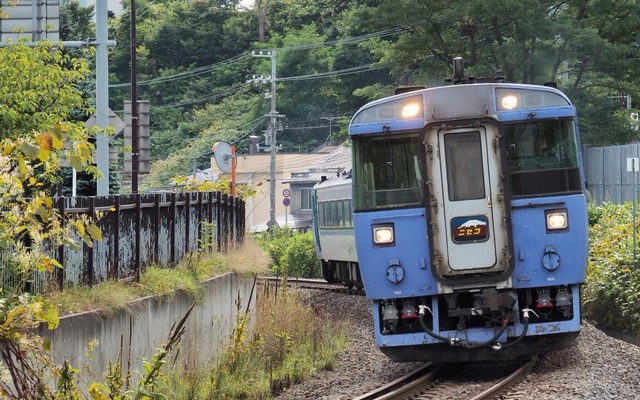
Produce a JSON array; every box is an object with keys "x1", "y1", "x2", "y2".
[{"x1": 283, "y1": 144, "x2": 352, "y2": 184}]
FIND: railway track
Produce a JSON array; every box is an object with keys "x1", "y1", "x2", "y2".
[
  {"x1": 260, "y1": 278, "x2": 535, "y2": 399},
  {"x1": 258, "y1": 276, "x2": 365, "y2": 294},
  {"x1": 352, "y1": 356, "x2": 537, "y2": 400}
]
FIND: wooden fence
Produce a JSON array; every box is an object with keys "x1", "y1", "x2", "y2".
[{"x1": 1, "y1": 191, "x2": 245, "y2": 293}]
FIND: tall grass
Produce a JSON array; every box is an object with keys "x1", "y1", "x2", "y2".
[
  {"x1": 161, "y1": 283, "x2": 350, "y2": 399},
  {"x1": 47, "y1": 238, "x2": 269, "y2": 317}
]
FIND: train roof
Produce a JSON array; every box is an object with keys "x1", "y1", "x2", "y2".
[
  {"x1": 312, "y1": 175, "x2": 351, "y2": 190},
  {"x1": 283, "y1": 145, "x2": 351, "y2": 184},
  {"x1": 349, "y1": 82, "x2": 575, "y2": 136}
]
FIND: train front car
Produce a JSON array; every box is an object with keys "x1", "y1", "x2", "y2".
[{"x1": 349, "y1": 69, "x2": 587, "y2": 362}]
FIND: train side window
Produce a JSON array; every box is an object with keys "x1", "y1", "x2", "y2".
[
  {"x1": 337, "y1": 200, "x2": 344, "y2": 227},
  {"x1": 319, "y1": 203, "x2": 326, "y2": 227}
]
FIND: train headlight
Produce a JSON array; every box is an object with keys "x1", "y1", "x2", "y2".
[
  {"x1": 373, "y1": 225, "x2": 395, "y2": 246},
  {"x1": 352, "y1": 95, "x2": 423, "y2": 123},
  {"x1": 401, "y1": 102, "x2": 421, "y2": 118},
  {"x1": 545, "y1": 209, "x2": 568, "y2": 231},
  {"x1": 500, "y1": 95, "x2": 518, "y2": 110}
]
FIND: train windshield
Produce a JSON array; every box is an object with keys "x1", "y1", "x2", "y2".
[
  {"x1": 505, "y1": 118, "x2": 582, "y2": 197},
  {"x1": 352, "y1": 134, "x2": 423, "y2": 210}
]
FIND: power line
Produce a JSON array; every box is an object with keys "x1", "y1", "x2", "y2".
[
  {"x1": 108, "y1": 27, "x2": 407, "y2": 89},
  {"x1": 277, "y1": 64, "x2": 380, "y2": 82},
  {"x1": 109, "y1": 53, "x2": 251, "y2": 89}
]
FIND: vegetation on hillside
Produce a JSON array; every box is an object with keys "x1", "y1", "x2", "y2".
[
  {"x1": 584, "y1": 202, "x2": 640, "y2": 335},
  {"x1": 55, "y1": 0, "x2": 640, "y2": 188}
]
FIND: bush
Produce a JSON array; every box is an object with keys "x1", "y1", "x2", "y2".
[
  {"x1": 280, "y1": 232, "x2": 321, "y2": 279},
  {"x1": 583, "y1": 202, "x2": 640, "y2": 335},
  {"x1": 256, "y1": 228, "x2": 321, "y2": 279}
]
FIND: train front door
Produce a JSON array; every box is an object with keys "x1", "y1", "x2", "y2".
[{"x1": 425, "y1": 125, "x2": 509, "y2": 277}]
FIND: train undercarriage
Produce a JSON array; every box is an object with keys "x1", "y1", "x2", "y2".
[
  {"x1": 374, "y1": 284, "x2": 581, "y2": 362},
  {"x1": 321, "y1": 259, "x2": 363, "y2": 290}
]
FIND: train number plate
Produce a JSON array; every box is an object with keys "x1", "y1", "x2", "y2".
[{"x1": 451, "y1": 215, "x2": 489, "y2": 243}]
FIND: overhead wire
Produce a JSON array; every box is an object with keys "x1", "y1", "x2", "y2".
[{"x1": 108, "y1": 26, "x2": 407, "y2": 89}]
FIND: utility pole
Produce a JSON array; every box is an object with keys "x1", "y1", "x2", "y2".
[
  {"x1": 130, "y1": 0, "x2": 139, "y2": 194},
  {"x1": 320, "y1": 116, "x2": 339, "y2": 142},
  {"x1": 251, "y1": 50, "x2": 282, "y2": 231},
  {"x1": 96, "y1": 0, "x2": 110, "y2": 195}
]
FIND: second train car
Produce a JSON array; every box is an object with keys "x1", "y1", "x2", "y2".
[
  {"x1": 344, "y1": 58, "x2": 588, "y2": 362},
  {"x1": 312, "y1": 175, "x2": 362, "y2": 290}
]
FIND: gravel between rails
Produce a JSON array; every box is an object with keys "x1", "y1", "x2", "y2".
[{"x1": 272, "y1": 289, "x2": 640, "y2": 400}]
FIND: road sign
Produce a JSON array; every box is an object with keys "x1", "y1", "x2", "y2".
[
  {"x1": 282, "y1": 188, "x2": 291, "y2": 197},
  {"x1": 627, "y1": 157, "x2": 639, "y2": 172},
  {"x1": 85, "y1": 108, "x2": 126, "y2": 135},
  {"x1": 283, "y1": 198, "x2": 291, "y2": 207}
]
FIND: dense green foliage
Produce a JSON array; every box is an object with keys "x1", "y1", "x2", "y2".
[
  {"x1": 0, "y1": 39, "x2": 106, "y2": 398},
  {"x1": 83, "y1": 0, "x2": 640, "y2": 187},
  {"x1": 584, "y1": 202, "x2": 640, "y2": 335},
  {"x1": 255, "y1": 228, "x2": 321, "y2": 278}
]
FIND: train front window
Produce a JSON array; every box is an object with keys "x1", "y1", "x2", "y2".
[
  {"x1": 506, "y1": 119, "x2": 582, "y2": 197},
  {"x1": 444, "y1": 132, "x2": 485, "y2": 201},
  {"x1": 352, "y1": 134, "x2": 423, "y2": 210}
]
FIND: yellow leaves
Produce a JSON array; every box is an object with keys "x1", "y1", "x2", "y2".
[
  {"x1": 18, "y1": 141, "x2": 40, "y2": 159},
  {"x1": 73, "y1": 220, "x2": 103, "y2": 247},
  {"x1": 3, "y1": 305, "x2": 26, "y2": 328},
  {"x1": 35, "y1": 302, "x2": 59, "y2": 330},
  {"x1": 1, "y1": 143, "x2": 15, "y2": 156},
  {"x1": 87, "y1": 382, "x2": 110, "y2": 400},
  {"x1": 35, "y1": 132, "x2": 52, "y2": 161},
  {"x1": 41, "y1": 256, "x2": 62, "y2": 273},
  {"x1": 87, "y1": 224, "x2": 103, "y2": 242},
  {"x1": 16, "y1": 153, "x2": 27, "y2": 175},
  {"x1": 75, "y1": 220, "x2": 86, "y2": 237},
  {"x1": 50, "y1": 126, "x2": 65, "y2": 150}
]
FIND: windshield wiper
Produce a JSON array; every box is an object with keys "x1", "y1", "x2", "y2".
[{"x1": 512, "y1": 112, "x2": 537, "y2": 144}]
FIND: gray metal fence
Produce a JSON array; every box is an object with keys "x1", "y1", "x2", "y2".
[
  {"x1": 1, "y1": 191, "x2": 245, "y2": 293},
  {"x1": 582, "y1": 144, "x2": 640, "y2": 204}
]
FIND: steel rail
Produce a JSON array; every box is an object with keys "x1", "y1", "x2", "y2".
[{"x1": 468, "y1": 356, "x2": 537, "y2": 400}]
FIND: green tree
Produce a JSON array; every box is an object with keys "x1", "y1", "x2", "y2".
[
  {"x1": 141, "y1": 92, "x2": 264, "y2": 190},
  {"x1": 0, "y1": 40, "x2": 101, "y2": 398},
  {"x1": 60, "y1": 1, "x2": 95, "y2": 41},
  {"x1": 346, "y1": 0, "x2": 640, "y2": 144}
]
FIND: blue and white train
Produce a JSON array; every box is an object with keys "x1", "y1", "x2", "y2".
[
  {"x1": 314, "y1": 58, "x2": 588, "y2": 362},
  {"x1": 312, "y1": 175, "x2": 361, "y2": 290}
]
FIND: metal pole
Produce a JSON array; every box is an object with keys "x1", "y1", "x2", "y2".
[
  {"x1": 250, "y1": 50, "x2": 279, "y2": 231},
  {"x1": 268, "y1": 50, "x2": 277, "y2": 230},
  {"x1": 95, "y1": 0, "x2": 109, "y2": 195},
  {"x1": 634, "y1": 158, "x2": 638, "y2": 265},
  {"x1": 320, "y1": 116, "x2": 338, "y2": 142},
  {"x1": 231, "y1": 145, "x2": 237, "y2": 197},
  {"x1": 131, "y1": 0, "x2": 139, "y2": 194}
]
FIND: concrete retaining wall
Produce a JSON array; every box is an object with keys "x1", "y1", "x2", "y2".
[{"x1": 40, "y1": 272, "x2": 256, "y2": 386}]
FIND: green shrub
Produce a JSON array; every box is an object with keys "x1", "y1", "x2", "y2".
[
  {"x1": 255, "y1": 227, "x2": 292, "y2": 275},
  {"x1": 280, "y1": 232, "x2": 321, "y2": 279},
  {"x1": 584, "y1": 202, "x2": 640, "y2": 335},
  {"x1": 256, "y1": 228, "x2": 321, "y2": 279}
]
